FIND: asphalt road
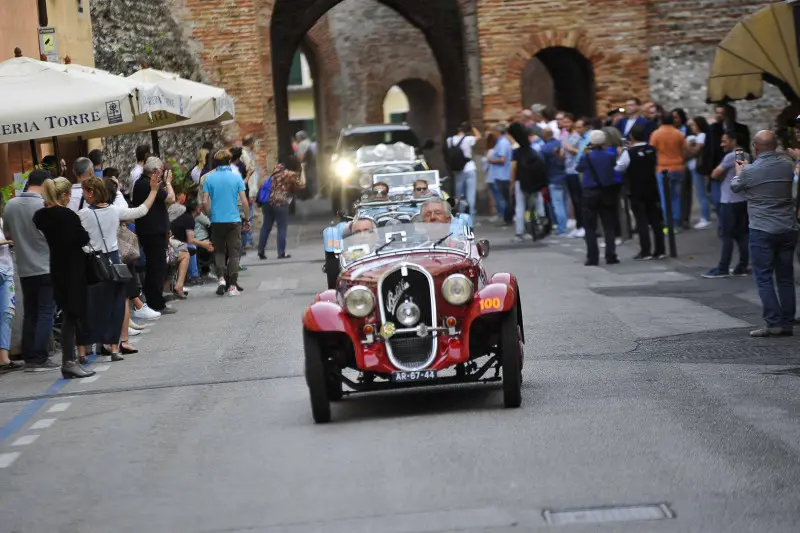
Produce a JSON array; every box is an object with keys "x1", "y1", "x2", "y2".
[{"x1": 1, "y1": 216, "x2": 799, "y2": 533}]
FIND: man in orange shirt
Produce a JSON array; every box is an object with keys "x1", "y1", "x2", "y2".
[{"x1": 649, "y1": 113, "x2": 687, "y2": 230}]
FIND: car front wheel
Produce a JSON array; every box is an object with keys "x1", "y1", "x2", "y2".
[
  {"x1": 303, "y1": 331, "x2": 332, "y2": 423},
  {"x1": 500, "y1": 305, "x2": 522, "y2": 408}
]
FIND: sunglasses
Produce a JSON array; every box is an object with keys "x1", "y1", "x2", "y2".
[{"x1": 415, "y1": 187, "x2": 428, "y2": 192}]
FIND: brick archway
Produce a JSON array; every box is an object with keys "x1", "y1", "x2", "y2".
[
  {"x1": 271, "y1": 0, "x2": 469, "y2": 162},
  {"x1": 491, "y1": 29, "x2": 619, "y2": 123}
]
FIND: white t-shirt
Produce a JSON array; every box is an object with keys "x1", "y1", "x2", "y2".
[
  {"x1": 687, "y1": 132, "x2": 706, "y2": 171},
  {"x1": 538, "y1": 120, "x2": 561, "y2": 139},
  {"x1": 79, "y1": 203, "x2": 148, "y2": 253},
  {"x1": 447, "y1": 134, "x2": 476, "y2": 172},
  {"x1": 129, "y1": 164, "x2": 143, "y2": 192}
]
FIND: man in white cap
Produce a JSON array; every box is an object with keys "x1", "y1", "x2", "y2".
[{"x1": 575, "y1": 130, "x2": 622, "y2": 266}]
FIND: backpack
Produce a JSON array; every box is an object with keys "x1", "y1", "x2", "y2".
[
  {"x1": 516, "y1": 149, "x2": 548, "y2": 194},
  {"x1": 447, "y1": 136, "x2": 470, "y2": 171},
  {"x1": 256, "y1": 174, "x2": 273, "y2": 205}
]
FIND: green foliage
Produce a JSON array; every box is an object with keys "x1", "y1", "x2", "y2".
[{"x1": 1, "y1": 170, "x2": 29, "y2": 209}]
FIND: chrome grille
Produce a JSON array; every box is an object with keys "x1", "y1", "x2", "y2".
[
  {"x1": 378, "y1": 263, "x2": 437, "y2": 371},
  {"x1": 388, "y1": 336, "x2": 434, "y2": 368}
]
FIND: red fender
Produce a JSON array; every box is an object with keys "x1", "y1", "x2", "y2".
[
  {"x1": 302, "y1": 301, "x2": 362, "y2": 350},
  {"x1": 314, "y1": 289, "x2": 338, "y2": 304},
  {"x1": 461, "y1": 276, "x2": 518, "y2": 359}
]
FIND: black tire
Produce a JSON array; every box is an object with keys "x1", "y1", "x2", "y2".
[
  {"x1": 500, "y1": 305, "x2": 522, "y2": 408},
  {"x1": 303, "y1": 331, "x2": 332, "y2": 423},
  {"x1": 325, "y1": 252, "x2": 340, "y2": 290}
]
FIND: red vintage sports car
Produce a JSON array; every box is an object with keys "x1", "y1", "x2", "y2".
[{"x1": 301, "y1": 221, "x2": 524, "y2": 423}]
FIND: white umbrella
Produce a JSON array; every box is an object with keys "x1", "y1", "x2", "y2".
[
  {"x1": 128, "y1": 68, "x2": 235, "y2": 129},
  {"x1": 0, "y1": 57, "x2": 192, "y2": 144}
]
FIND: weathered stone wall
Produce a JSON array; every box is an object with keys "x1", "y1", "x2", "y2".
[
  {"x1": 90, "y1": 0, "x2": 223, "y2": 174},
  {"x1": 647, "y1": 0, "x2": 788, "y2": 132}
]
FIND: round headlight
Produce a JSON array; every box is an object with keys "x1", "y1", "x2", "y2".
[
  {"x1": 335, "y1": 160, "x2": 355, "y2": 179},
  {"x1": 441, "y1": 274, "x2": 473, "y2": 306},
  {"x1": 344, "y1": 286, "x2": 375, "y2": 318},
  {"x1": 396, "y1": 300, "x2": 421, "y2": 326}
]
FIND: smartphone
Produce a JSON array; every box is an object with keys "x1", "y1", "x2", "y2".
[{"x1": 735, "y1": 148, "x2": 747, "y2": 163}]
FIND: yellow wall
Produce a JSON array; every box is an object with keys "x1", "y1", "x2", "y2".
[
  {"x1": 288, "y1": 86, "x2": 410, "y2": 124},
  {"x1": 0, "y1": 3, "x2": 39, "y2": 61},
  {"x1": 44, "y1": 0, "x2": 95, "y2": 66},
  {"x1": 383, "y1": 87, "x2": 410, "y2": 123},
  {"x1": 289, "y1": 90, "x2": 315, "y2": 120}
]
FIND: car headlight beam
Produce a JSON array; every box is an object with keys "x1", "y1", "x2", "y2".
[
  {"x1": 441, "y1": 274, "x2": 473, "y2": 306},
  {"x1": 334, "y1": 159, "x2": 355, "y2": 180},
  {"x1": 344, "y1": 286, "x2": 375, "y2": 318}
]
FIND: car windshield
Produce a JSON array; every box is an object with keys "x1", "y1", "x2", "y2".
[
  {"x1": 341, "y1": 222, "x2": 470, "y2": 266},
  {"x1": 355, "y1": 143, "x2": 416, "y2": 165},
  {"x1": 343, "y1": 130, "x2": 420, "y2": 152}
]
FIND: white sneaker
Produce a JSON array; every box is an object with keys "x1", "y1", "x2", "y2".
[
  {"x1": 132, "y1": 304, "x2": 161, "y2": 321},
  {"x1": 574, "y1": 228, "x2": 585, "y2": 238},
  {"x1": 128, "y1": 327, "x2": 141, "y2": 337},
  {"x1": 128, "y1": 320, "x2": 147, "y2": 330},
  {"x1": 567, "y1": 218, "x2": 577, "y2": 230},
  {"x1": 693, "y1": 219, "x2": 712, "y2": 230},
  {"x1": 567, "y1": 228, "x2": 579, "y2": 238},
  {"x1": 228, "y1": 286, "x2": 241, "y2": 297},
  {"x1": 615, "y1": 237, "x2": 623, "y2": 246}
]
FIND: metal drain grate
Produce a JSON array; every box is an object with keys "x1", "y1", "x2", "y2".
[{"x1": 543, "y1": 503, "x2": 675, "y2": 525}]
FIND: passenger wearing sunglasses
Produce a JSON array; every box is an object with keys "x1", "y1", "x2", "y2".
[{"x1": 412, "y1": 180, "x2": 431, "y2": 199}]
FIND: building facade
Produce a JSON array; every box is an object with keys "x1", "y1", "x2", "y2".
[
  {"x1": 1, "y1": 0, "x2": 97, "y2": 185},
  {"x1": 87, "y1": 0, "x2": 786, "y2": 175}
]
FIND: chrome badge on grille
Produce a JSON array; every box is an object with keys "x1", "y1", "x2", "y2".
[{"x1": 385, "y1": 279, "x2": 410, "y2": 316}]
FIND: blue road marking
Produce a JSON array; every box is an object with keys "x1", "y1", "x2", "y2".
[{"x1": 0, "y1": 355, "x2": 98, "y2": 445}]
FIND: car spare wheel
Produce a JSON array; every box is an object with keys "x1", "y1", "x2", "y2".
[
  {"x1": 303, "y1": 331, "x2": 332, "y2": 423},
  {"x1": 500, "y1": 305, "x2": 522, "y2": 408}
]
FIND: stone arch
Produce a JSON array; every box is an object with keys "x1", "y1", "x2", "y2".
[
  {"x1": 494, "y1": 28, "x2": 619, "y2": 123},
  {"x1": 270, "y1": 0, "x2": 469, "y2": 161},
  {"x1": 522, "y1": 47, "x2": 596, "y2": 118}
]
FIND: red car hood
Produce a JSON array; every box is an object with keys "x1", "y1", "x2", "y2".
[{"x1": 340, "y1": 252, "x2": 470, "y2": 285}]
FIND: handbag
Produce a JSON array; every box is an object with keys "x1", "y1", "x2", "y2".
[
  {"x1": 88, "y1": 210, "x2": 133, "y2": 284},
  {"x1": 117, "y1": 223, "x2": 140, "y2": 264}
]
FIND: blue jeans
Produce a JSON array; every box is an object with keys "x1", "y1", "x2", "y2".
[
  {"x1": 19, "y1": 274, "x2": 54, "y2": 364},
  {"x1": 709, "y1": 180, "x2": 722, "y2": 219},
  {"x1": 488, "y1": 181, "x2": 505, "y2": 219},
  {"x1": 749, "y1": 229, "x2": 798, "y2": 327},
  {"x1": 187, "y1": 244, "x2": 199, "y2": 279},
  {"x1": 259, "y1": 204, "x2": 289, "y2": 256},
  {"x1": 455, "y1": 169, "x2": 477, "y2": 226},
  {"x1": 495, "y1": 180, "x2": 513, "y2": 224},
  {"x1": 717, "y1": 202, "x2": 748, "y2": 271},
  {"x1": 656, "y1": 170, "x2": 683, "y2": 227},
  {"x1": 550, "y1": 182, "x2": 569, "y2": 234},
  {"x1": 242, "y1": 203, "x2": 255, "y2": 247},
  {"x1": 0, "y1": 272, "x2": 15, "y2": 352},
  {"x1": 691, "y1": 168, "x2": 710, "y2": 221}
]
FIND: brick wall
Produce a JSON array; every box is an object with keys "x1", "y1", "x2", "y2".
[
  {"x1": 87, "y1": 0, "x2": 792, "y2": 180},
  {"x1": 476, "y1": 0, "x2": 651, "y2": 125}
]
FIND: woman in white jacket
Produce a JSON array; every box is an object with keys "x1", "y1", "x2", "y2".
[{"x1": 78, "y1": 175, "x2": 159, "y2": 362}]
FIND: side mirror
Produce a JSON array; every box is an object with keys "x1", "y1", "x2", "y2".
[
  {"x1": 476, "y1": 239, "x2": 490, "y2": 258},
  {"x1": 421, "y1": 139, "x2": 435, "y2": 150}
]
